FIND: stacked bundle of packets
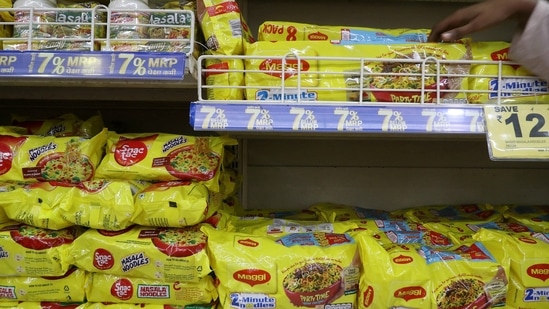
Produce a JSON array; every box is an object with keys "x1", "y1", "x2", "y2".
[
  {"x1": 197, "y1": 1, "x2": 549, "y2": 104},
  {"x1": 0, "y1": 114, "x2": 238, "y2": 308}
]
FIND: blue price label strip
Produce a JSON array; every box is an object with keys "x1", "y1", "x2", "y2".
[
  {"x1": 190, "y1": 102, "x2": 486, "y2": 134},
  {"x1": 0, "y1": 51, "x2": 186, "y2": 79}
]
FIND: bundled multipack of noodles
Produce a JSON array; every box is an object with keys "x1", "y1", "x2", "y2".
[
  {"x1": 242, "y1": 40, "x2": 471, "y2": 104},
  {"x1": 202, "y1": 224, "x2": 361, "y2": 309},
  {"x1": 356, "y1": 232, "x2": 508, "y2": 309}
]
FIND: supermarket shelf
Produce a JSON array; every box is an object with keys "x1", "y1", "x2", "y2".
[
  {"x1": 0, "y1": 50, "x2": 198, "y2": 88},
  {"x1": 0, "y1": 7, "x2": 198, "y2": 92}
]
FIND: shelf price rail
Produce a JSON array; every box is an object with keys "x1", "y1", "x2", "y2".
[
  {"x1": 190, "y1": 53, "x2": 549, "y2": 134},
  {"x1": 0, "y1": 6, "x2": 195, "y2": 79}
]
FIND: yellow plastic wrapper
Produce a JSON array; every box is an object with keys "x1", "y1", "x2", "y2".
[
  {"x1": 244, "y1": 40, "x2": 470, "y2": 103},
  {"x1": 355, "y1": 234, "x2": 433, "y2": 309},
  {"x1": 11, "y1": 113, "x2": 104, "y2": 138},
  {"x1": 503, "y1": 205, "x2": 549, "y2": 232},
  {"x1": 0, "y1": 181, "x2": 74, "y2": 230},
  {"x1": 0, "y1": 0, "x2": 13, "y2": 38},
  {"x1": 0, "y1": 267, "x2": 86, "y2": 302},
  {"x1": 132, "y1": 180, "x2": 222, "y2": 227},
  {"x1": 65, "y1": 224, "x2": 211, "y2": 283},
  {"x1": 373, "y1": 227, "x2": 453, "y2": 247},
  {"x1": 468, "y1": 41, "x2": 549, "y2": 103},
  {"x1": 235, "y1": 208, "x2": 318, "y2": 221},
  {"x1": 196, "y1": 0, "x2": 255, "y2": 55},
  {"x1": 0, "y1": 128, "x2": 107, "y2": 184},
  {"x1": 223, "y1": 213, "x2": 359, "y2": 237},
  {"x1": 0, "y1": 303, "x2": 85, "y2": 309},
  {"x1": 473, "y1": 229, "x2": 549, "y2": 308},
  {"x1": 60, "y1": 180, "x2": 139, "y2": 231},
  {"x1": 95, "y1": 132, "x2": 237, "y2": 192},
  {"x1": 202, "y1": 225, "x2": 361, "y2": 309},
  {"x1": 424, "y1": 221, "x2": 533, "y2": 244},
  {"x1": 81, "y1": 303, "x2": 216, "y2": 309},
  {"x1": 258, "y1": 21, "x2": 430, "y2": 44},
  {"x1": 0, "y1": 126, "x2": 27, "y2": 135},
  {"x1": 401, "y1": 203, "x2": 507, "y2": 223},
  {"x1": 420, "y1": 241, "x2": 508, "y2": 309},
  {"x1": 85, "y1": 273, "x2": 217, "y2": 305},
  {"x1": 0, "y1": 182, "x2": 21, "y2": 224},
  {"x1": 204, "y1": 56, "x2": 245, "y2": 100},
  {"x1": 0, "y1": 221, "x2": 81, "y2": 277},
  {"x1": 310, "y1": 202, "x2": 399, "y2": 223}
]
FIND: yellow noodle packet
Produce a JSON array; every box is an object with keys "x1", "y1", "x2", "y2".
[
  {"x1": 202, "y1": 225, "x2": 361, "y2": 309},
  {"x1": 0, "y1": 268, "x2": 87, "y2": 302},
  {"x1": 60, "y1": 179, "x2": 139, "y2": 231},
  {"x1": 95, "y1": 132, "x2": 236, "y2": 192},
  {"x1": 132, "y1": 180, "x2": 222, "y2": 227},
  {"x1": 0, "y1": 181, "x2": 74, "y2": 230},
  {"x1": 0, "y1": 221, "x2": 82, "y2": 277},
  {"x1": 0, "y1": 128, "x2": 107, "y2": 184},
  {"x1": 65, "y1": 224, "x2": 211, "y2": 283}
]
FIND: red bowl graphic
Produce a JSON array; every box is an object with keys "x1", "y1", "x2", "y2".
[
  {"x1": 284, "y1": 278, "x2": 342, "y2": 307},
  {"x1": 10, "y1": 225, "x2": 77, "y2": 250}
]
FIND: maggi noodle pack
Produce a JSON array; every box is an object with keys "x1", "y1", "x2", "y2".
[
  {"x1": 95, "y1": 132, "x2": 237, "y2": 192},
  {"x1": 401, "y1": 203, "x2": 507, "y2": 223},
  {"x1": 0, "y1": 128, "x2": 107, "y2": 184},
  {"x1": 202, "y1": 225, "x2": 361, "y2": 309},
  {"x1": 85, "y1": 273, "x2": 217, "y2": 305},
  {"x1": 356, "y1": 231, "x2": 508, "y2": 309},
  {"x1": 356, "y1": 234, "x2": 432, "y2": 309},
  {"x1": 424, "y1": 221, "x2": 532, "y2": 244},
  {"x1": 244, "y1": 40, "x2": 470, "y2": 103},
  {"x1": 503, "y1": 205, "x2": 549, "y2": 232},
  {"x1": 421, "y1": 242, "x2": 508, "y2": 309},
  {"x1": 0, "y1": 222, "x2": 80, "y2": 277},
  {"x1": 468, "y1": 41, "x2": 549, "y2": 103},
  {"x1": 65, "y1": 224, "x2": 211, "y2": 283},
  {"x1": 204, "y1": 56, "x2": 245, "y2": 100},
  {"x1": 131, "y1": 180, "x2": 222, "y2": 227},
  {"x1": 222, "y1": 213, "x2": 358, "y2": 237},
  {"x1": 258, "y1": 21, "x2": 430, "y2": 45},
  {"x1": 474, "y1": 228, "x2": 549, "y2": 308},
  {"x1": 0, "y1": 268, "x2": 87, "y2": 302}
]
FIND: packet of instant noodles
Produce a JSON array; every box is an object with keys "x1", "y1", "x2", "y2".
[
  {"x1": 0, "y1": 128, "x2": 107, "y2": 184},
  {"x1": 0, "y1": 267, "x2": 86, "y2": 302},
  {"x1": 65, "y1": 224, "x2": 211, "y2": 282},
  {"x1": 0, "y1": 181, "x2": 74, "y2": 230},
  {"x1": 202, "y1": 225, "x2": 361, "y2": 309},
  {"x1": 474, "y1": 228, "x2": 549, "y2": 309},
  {"x1": 0, "y1": 221, "x2": 81, "y2": 277},
  {"x1": 85, "y1": 273, "x2": 217, "y2": 305},
  {"x1": 95, "y1": 132, "x2": 236, "y2": 192},
  {"x1": 132, "y1": 180, "x2": 222, "y2": 227},
  {"x1": 61, "y1": 179, "x2": 139, "y2": 231}
]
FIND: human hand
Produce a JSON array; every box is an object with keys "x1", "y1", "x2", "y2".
[{"x1": 428, "y1": 0, "x2": 537, "y2": 42}]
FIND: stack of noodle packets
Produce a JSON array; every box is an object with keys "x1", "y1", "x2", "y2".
[{"x1": 468, "y1": 41, "x2": 549, "y2": 104}]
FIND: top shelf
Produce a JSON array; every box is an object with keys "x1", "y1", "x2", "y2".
[{"x1": 0, "y1": 6, "x2": 197, "y2": 89}]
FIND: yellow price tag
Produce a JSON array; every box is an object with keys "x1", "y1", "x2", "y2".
[{"x1": 484, "y1": 104, "x2": 549, "y2": 160}]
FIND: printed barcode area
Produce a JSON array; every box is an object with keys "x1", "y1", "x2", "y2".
[{"x1": 229, "y1": 19, "x2": 242, "y2": 37}]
